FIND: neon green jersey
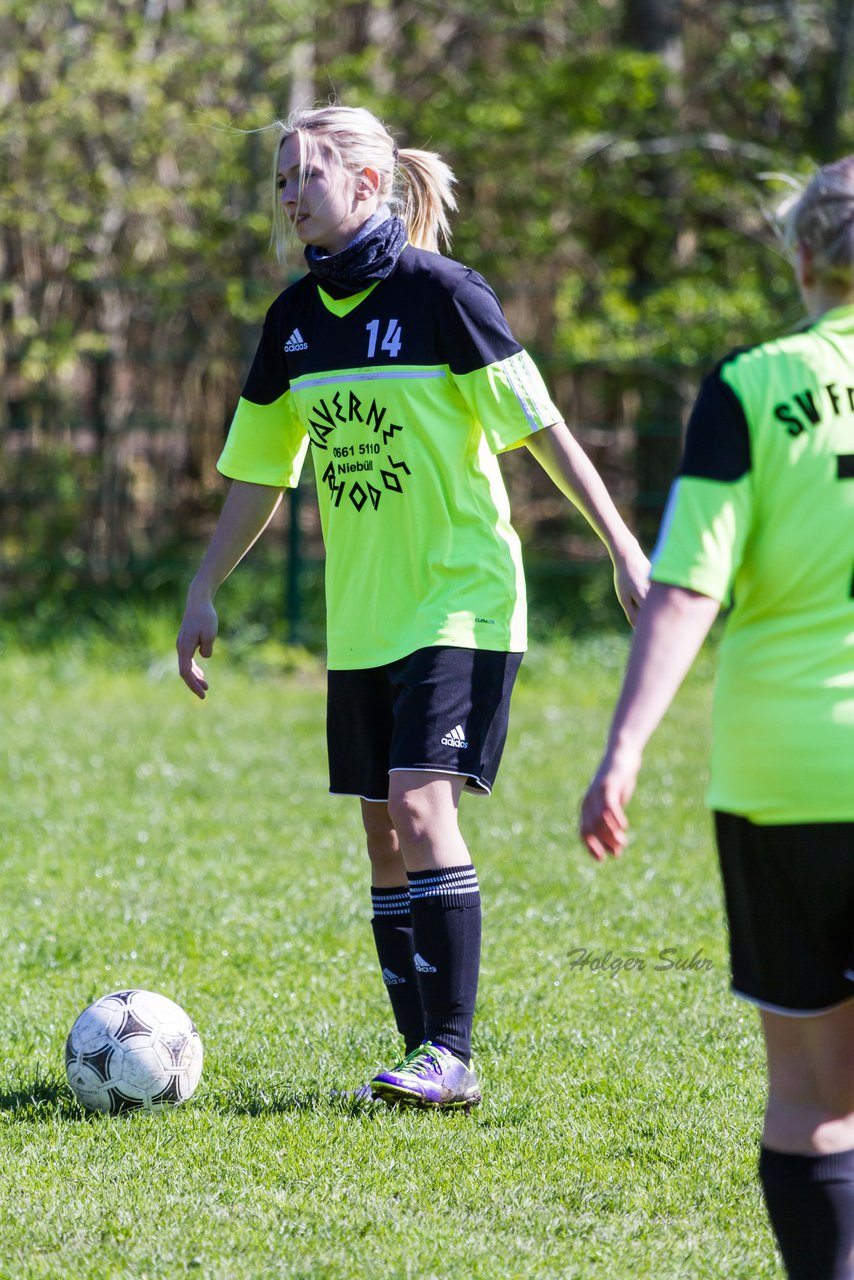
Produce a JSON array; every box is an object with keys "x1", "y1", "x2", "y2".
[
  {"x1": 218, "y1": 248, "x2": 562, "y2": 668},
  {"x1": 652, "y1": 305, "x2": 854, "y2": 822}
]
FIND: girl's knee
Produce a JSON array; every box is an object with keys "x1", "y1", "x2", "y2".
[
  {"x1": 386, "y1": 789, "x2": 435, "y2": 846},
  {"x1": 764, "y1": 1002, "x2": 854, "y2": 1112},
  {"x1": 385, "y1": 776, "x2": 468, "y2": 866}
]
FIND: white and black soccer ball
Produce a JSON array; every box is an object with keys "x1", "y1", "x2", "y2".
[{"x1": 65, "y1": 989, "x2": 204, "y2": 1114}]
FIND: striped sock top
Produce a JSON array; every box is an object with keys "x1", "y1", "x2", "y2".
[
  {"x1": 408, "y1": 865, "x2": 480, "y2": 908},
  {"x1": 371, "y1": 886, "x2": 412, "y2": 917}
]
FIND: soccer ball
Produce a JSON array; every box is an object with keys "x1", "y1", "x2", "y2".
[{"x1": 65, "y1": 989, "x2": 204, "y2": 1114}]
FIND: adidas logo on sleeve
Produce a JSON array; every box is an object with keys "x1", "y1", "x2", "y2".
[
  {"x1": 440, "y1": 724, "x2": 469, "y2": 749},
  {"x1": 283, "y1": 328, "x2": 308, "y2": 352}
]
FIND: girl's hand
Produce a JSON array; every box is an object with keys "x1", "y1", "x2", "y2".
[
  {"x1": 176, "y1": 596, "x2": 218, "y2": 699},
  {"x1": 613, "y1": 541, "x2": 651, "y2": 627},
  {"x1": 579, "y1": 744, "x2": 642, "y2": 862}
]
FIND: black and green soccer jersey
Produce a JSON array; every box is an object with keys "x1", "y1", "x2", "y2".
[
  {"x1": 218, "y1": 246, "x2": 562, "y2": 669},
  {"x1": 651, "y1": 304, "x2": 854, "y2": 823}
]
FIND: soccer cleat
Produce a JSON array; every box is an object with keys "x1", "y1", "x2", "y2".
[{"x1": 370, "y1": 1041, "x2": 481, "y2": 1111}]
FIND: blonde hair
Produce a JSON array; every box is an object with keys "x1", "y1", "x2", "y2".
[
  {"x1": 778, "y1": 156, "x2": 854, "y2": 285},
  {"x1": 271, "y1": 105, "x2": 457, "y2": 262}
]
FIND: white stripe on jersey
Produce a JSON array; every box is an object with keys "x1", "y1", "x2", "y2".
[
  {"x1": 294, "y1": 370, "x2": 447, "y2": 391},
  {"x1": 498, "y1": 350, "x2": 561, "y2": 433}
]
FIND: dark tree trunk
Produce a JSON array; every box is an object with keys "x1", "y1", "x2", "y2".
[
  {"x1": 622, "y1": 0, "x2": 689, "y2": 547},
  {"x1": 804, "y1": 0, "x2": 854, "y2": 161}
]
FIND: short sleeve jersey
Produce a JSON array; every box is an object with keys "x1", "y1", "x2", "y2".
[
  {"x1": 651, "y1": 304, "x2": 854, "y2": 823},
  {"x1": 218, "y1": 246, "x2": 561, "y2": 668}
]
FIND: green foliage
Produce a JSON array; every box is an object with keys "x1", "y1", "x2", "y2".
[
  {"x1": 2, "y1": 0, "x2": 853, "y2": 605},
  {"x1": 2, "y1": 0, "x2": 841, "y2": 364}
]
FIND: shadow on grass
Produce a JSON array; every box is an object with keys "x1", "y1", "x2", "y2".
[
  {"x1": 0, "y1": 1077, "x2": 382, "y2": 1120},
  {"x1": 218, "y1": 1086, "x2": 537, "y2": 1124},
  {"x1": 0, "y1": 1076, "x2": 538, "y2": 1125},
  {"x1": 217, "y1": 1086, "x2": 395, "y2": 1118},
  {"x1": 0, "y1": 1075, "x2": 82, "y2": 1120},
  {"x1": 217, "y1": 1085, "x2": 450, "y2": 1119},
  {"x1": 219, "y1": 1087, "x2": 325, "y2": 1115}
]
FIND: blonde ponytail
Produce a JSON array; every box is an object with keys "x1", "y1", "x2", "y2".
[{"x1": 396, "y1": 148, "x2": 457, "y2": 253}]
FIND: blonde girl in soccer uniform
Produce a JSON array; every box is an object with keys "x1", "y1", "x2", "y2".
[
  {"x1": 178, "y1": 105, "x2": 648, "y2": 1109},
  {"x1": 581, "y1": 157, "x2": 854, "y2": 1276}
]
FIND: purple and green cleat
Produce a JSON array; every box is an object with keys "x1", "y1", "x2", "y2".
[{"x1": 370, "y1": 1041, "x2": 481, "y2": 1111}]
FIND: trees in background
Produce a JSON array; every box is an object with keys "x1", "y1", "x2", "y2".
[{"x1": 2, "y1": 0, "x2": 852, "y2": 614}]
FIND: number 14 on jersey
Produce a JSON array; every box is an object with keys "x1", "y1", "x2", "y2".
[{"x1": 366, "y1": 318, "x2": 402, "y2": 359}]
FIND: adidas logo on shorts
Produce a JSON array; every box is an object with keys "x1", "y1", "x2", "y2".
[
  {"x1": 381, "y1": 967, "x2": 406, "y2": 986},
  {"x1": 441, "y1": 723, "x2": 469, "y2": 749},
  {"x1": 283, "y1": 328, "x2": 308, "y2": 352},
  {"x1": 413, "y1": 953, "x2": 437, "y2": 973}
]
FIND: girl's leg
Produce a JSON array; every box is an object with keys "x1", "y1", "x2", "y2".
[
  {"x1": 360, "y1": 797, "x2": 406, "y2": 885},
  {"x1": 758, "y1": 1000, "x2": 854, "y2": 1279},
  {"x1": 360, "y1": 799, "x2": 423, "y2": 1053},
  {"x1": 385, "y1": 771, "x2": 481, "y2": 1067},
  {"x1": 762, "y1": 1000, "x2": 854, "y2": 1154}
]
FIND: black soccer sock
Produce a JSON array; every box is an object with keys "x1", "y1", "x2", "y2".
[
  {"x1": 370, "y1": 886, "x2": 424, "y2": 1053},
  {"x1": 408, "y1": 864, "x2": 481, "y2": 1064},
  {"x1": 759, "y1": 1144, "x2": 854, "y2": 1280}
]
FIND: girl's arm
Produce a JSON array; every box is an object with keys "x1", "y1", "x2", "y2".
[
  {"x1": 525, "y1": 422, "x2": 650, "y2": 623},
  {"x1": 579, "y1": 581, "x2": 721, "y2": 861},
  {"x1": 177, "y1": 480, "x2": 284, "y2": 699}
]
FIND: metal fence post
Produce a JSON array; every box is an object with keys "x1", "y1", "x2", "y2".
[{"x1": 286, "y1": 484, "x2": 301, "y2": 644}]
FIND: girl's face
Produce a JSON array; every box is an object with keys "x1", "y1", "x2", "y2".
[{"x1": 278, "y1": 133, "x2": 377, "y2": 255}]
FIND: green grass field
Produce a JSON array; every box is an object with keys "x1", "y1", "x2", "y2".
[{"x1": 0, "y1": 623, "x2": 780, "y2": 1279}]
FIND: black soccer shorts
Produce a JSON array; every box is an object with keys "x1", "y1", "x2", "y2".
[
  {"x1": 715, "y1": 811, "x2": 854, "y2": 1014},
  {"x1": 326, "y1": 645, "x2": 523, "y2": 801}
]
